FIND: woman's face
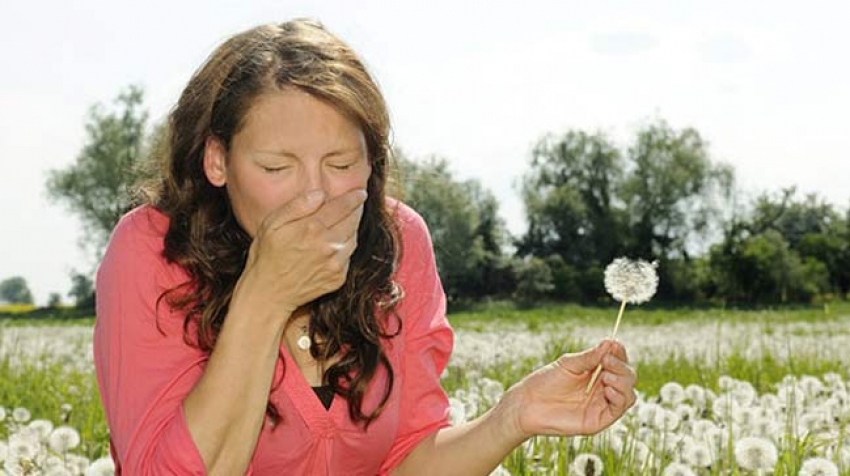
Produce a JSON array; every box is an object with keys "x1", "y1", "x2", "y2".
[{"x1": 203, "y1": 88, "x2": 371, "y2": 238}]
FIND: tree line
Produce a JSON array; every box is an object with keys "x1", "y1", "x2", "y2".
[{"x1": 8, "y1": 86, "x2": 845, "y2": 311}]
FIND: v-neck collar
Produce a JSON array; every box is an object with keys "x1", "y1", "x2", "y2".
[{"x1": 278, "y1": 344, "x2": 345, "y2": 437}]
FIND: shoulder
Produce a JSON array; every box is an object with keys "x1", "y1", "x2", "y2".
[
  {"x1": 385, "y1": 197, "x2": 433, "y2": 253},
  {"x1": 97, "y1": 204, "x2": 185, "y2": 284}
]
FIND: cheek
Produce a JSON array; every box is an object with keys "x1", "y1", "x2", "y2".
[
  {"x1": 231, "y1": 176, "x2": 299, "y2": 236},
  {"x1": 328, "y1": 167, "x2": 372, "y2": 196}
]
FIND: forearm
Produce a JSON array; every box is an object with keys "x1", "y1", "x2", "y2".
[
  {"x1": 394, "y1": 394, "x2": 528, "y2": 476},
  {"x1": 183, "y1": 299, "x2": 285, "y2": 475}
]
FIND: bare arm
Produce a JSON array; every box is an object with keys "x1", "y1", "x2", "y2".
[
  {"x1": 180, "y1": 188, "x2": 367, "y2": 474},
  {"x1": 393, "y1": 340, "x2": 637, "y2": 476},
  {"x1": 182, "y1": 290, "x2": 285, "y2": 475}
]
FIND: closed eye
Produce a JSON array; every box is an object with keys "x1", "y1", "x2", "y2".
[{"x1": 262, "y1": 166, "x2": 289, "y2": 173}]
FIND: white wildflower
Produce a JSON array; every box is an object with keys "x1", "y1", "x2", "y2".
[
  {"x1": 569, "y1": 453, "x2": 604, "y2": 476},
  {"x1": 48, "y1": 426, "x2": 81, "y2": 454},
  {"x1": 603, "y1": 257, "x2": 659, "y2": 304},
  {"x1": 682, "y1": 441, "x2": 713, "y2": 468},
  {"x1": 684, "y1": 385, "x2": 706, "y2": 406},
  {"x1": 798, "y1": 457, "x2": 839, "y2": 476},
  {"x1": 489, "y1": 465, "x2": 512, "y2": 476},
  {"x1": 0, "y1": 441, "x2": 7, "y2": 462},
  {"x1": 662, "y1": 462, "x2": 696, "y2": 476},
  {"x1": 660, "y1": 382, "x2": 686, "y2": 406},
  {"x1": 734, "y1": 436, "x2": 778, "y2": 471},
  {"x1": 11, "y1": 407, "x2": 31, "y2": 423},
  {"x1": 27, "y1": 419, "x2": 54, "y2": 442},
  {"x1": 84, "y1": 457, "x2": 116, "y2": 476},
  {"x1": 0, "y1": 406, "x2": 6, "y2": 422},
  {"x1": 44, "y1": 467, "x2": 74, "y2": 476},
  {"x1": 448, "y1": 397, "x2": 467, "y2": 426}
]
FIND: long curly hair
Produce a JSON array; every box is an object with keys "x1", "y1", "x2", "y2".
[{"x1": 135, "y1": 19, "x2": 402, "y2": 429}]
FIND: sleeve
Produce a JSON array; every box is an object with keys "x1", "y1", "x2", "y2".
[
  {"x1": 379, "y1": 205, "x2": 455, "y2": 474},
  {"x1": 93, "y1": 211, "x2": 255, "y2": 475}
]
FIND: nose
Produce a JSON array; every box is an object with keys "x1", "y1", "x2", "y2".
[{"x1": 300, "y1": 162, "x2": 327, "y2": 196}]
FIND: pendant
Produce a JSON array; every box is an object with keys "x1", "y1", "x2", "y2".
[{"x1": 297, "y1": 335, "x2": 311, "y2": 351}]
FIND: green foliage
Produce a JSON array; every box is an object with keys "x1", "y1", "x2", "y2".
[
  {"x1": 519, "y1": 119, "x2": 736, "y2": 303},
  {"x1": 47, "y1": 293, "x2": 62, "y2": 308},
  {"x1": 45, "y1": 85, "x2": 149, "y2": 260},
  {"x1": 709, "y1": 189, "x2": 846, "y2": 304},
  {"x1": 68, "y1": 270, "x2": 95, "y2": 309},
  {"x1": 396, "y1": 151, "x2": 515, "y2": 303},
  {"x1": 513, "y1": 257, "x2": 555, "y2": 307},
  {"x1": 0, "y1": 276, "x2": 34, "y2": 305}
]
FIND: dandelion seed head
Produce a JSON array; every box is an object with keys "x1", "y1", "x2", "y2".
[
  {"x1": 84, "y1": 457, "x2": 116, "y2": 476},
  {"x1": 734, "y1": 436, "x2": 778, "y2": 471},
  {"x1": 27, "y1": 419, "x2": 54, "y2": 442},
  {"x1": 798, "y1": 457, "x2": 839, "y2": 476},
  {"x1": 48, "y1": 426, "x2": 81, "y2": 454},
  {"x1": 569, "y1": 453, "x2": 604, "y2": 476},
  {"x1": 11, "y1": 407, "x2": 31, "y2": 423},
  {"x1": 660, "y1": 382, "x2": 686, "y2": 406},
  {"x1": 683, "y1": 441, "x2": 714, "y2": 468},
  {"x1": 603, "y1": 257, "x2": 659, "y2": 304},
  {"x1": 684, "y1": 385, "x2": 707, "y2": 408},
  {"x1": 662, "y1": 462, "x2": 696, "y2": 476},
  {"x1": 448, "y1": 397, "x2": 466, "y2": 426}
]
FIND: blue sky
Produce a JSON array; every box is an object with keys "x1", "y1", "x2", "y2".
[{"x1": 1, "y1": 0, "x2": 848, "y2": 305}]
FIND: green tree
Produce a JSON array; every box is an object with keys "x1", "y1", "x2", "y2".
[
  {"x1": 45, "y1": 85, "x2": 150, "y2": 259},
  {"x1": 0, "y1": 276, "x2": 34, "y2": 305},
  {"x1": 47, "y1": 292, "x2": 63, "y2": 308},
  {"x1": 621, "y1": 120, "x2": 734, "y2": 260},
  {"x1": 68, "y1": 270, "x2": 95, "y2": 309},
  {"x1": 396, "y1": 151, "x2": 513, "y2": 303},
  {"x1": 518, "y1": 130, "x2": 624, "y2": 299}
]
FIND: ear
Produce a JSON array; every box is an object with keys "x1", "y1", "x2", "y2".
[{"x1": 203, "y1": 136, "x2": 228, "y2": 187}]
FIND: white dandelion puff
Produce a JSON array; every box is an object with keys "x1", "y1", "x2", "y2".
[
  {"x1": 798, "y1": 457, "x2": 839, "y2": 476},
  {"x1": 660, "y1": 382, "x2": 686, "y2": 406},
  {"x1": 84, "y1": 457, "x2": 116, "y2": 476},
  {"x1": 44, "y1": 467, "x2": 74, "y2": 476},
  {"x1": 569, "y1": 453, "x2": 604, "y2": 476},
  {"x1": 683, "y1": 441, "x2": 714, "y2": 468},
  {"x1": 488, "y1": 465, "x2": 512, "y2": 476},
  {"x1": 604, "y1": 257, "x2": 659, "y2": 304},
  {"x1": 662, "y1": 462, "x2": 696, "y2": 476},
  {"x1": 27, "y1": 419, "x2": 54, "y2": 442},
  {"x1": 48, "y1": 426, "x2": 81, "y2": 454},
  {"x1": 448, "y1": 397, "x2": 467, "y2": 426},
  {"x1": 11, "y1": 407, "x2": 31, "y2": 423},
  {"x1": 587, "y1": 257, "x2": 659, "y2": 392},
  {"x1": 734, "y1": 436, "x2": 778, "y2": 471}
]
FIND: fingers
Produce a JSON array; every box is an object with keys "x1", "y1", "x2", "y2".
[
  {"x1": 312, "y1": 188, "x2": 368, "y2": 230},
  {"x1": 556, "y1": 342, "x2": 607, "y2": 375},
  {"x1": 266, "y1": 189, "x2": 327, "y2": 231}
]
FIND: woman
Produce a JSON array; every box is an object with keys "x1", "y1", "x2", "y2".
[{"x1": 93, "y1": 18, "x2": 637, "y2": 475}]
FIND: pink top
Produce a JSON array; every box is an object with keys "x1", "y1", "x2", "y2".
[{"x1": 93, "y1": 201, "x2": 453, "y2": 475}]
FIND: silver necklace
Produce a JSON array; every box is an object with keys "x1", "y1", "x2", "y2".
[{"x1": 296, "y1": 324, "x2": 311, "y2": 351}]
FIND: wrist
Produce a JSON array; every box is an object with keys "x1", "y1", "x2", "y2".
[{"x1": 489, "y1": 385, "x2": 533, "y2": 446}]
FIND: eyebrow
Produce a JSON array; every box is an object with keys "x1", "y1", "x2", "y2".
[{"x1": 253, "y1": 147, "x2": 361, "y2": 160}]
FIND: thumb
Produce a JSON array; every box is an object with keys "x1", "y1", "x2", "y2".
[
  {"x1": 268, "y1": 190, "x2": 326, "y2": 230},
  {"x1": 556, "y1": 341, "x2": 609, "y2": 375}
]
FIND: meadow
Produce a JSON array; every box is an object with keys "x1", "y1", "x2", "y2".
[{"x1": 1, "y1": 303, "x2": 849, "y2": 475}]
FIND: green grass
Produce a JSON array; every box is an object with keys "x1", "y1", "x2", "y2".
[
  {"x1": 2, "y1": 304, "x2": 850, "y2": 474},
  {"x1": 447, "y1": 300, "x2": 850, "y2": 329}
]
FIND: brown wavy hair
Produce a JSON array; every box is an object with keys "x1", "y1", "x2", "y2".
[{"x1": 135, "y1": 19, "x2": 402, "y2": 429}]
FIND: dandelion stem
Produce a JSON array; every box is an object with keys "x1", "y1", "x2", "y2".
[
  {"x1": 611, "y1": 299, "x2": 628, "y2": 338},
  {"x1": 586, "y1": 298, "x2": 629, "y2": 394}
]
